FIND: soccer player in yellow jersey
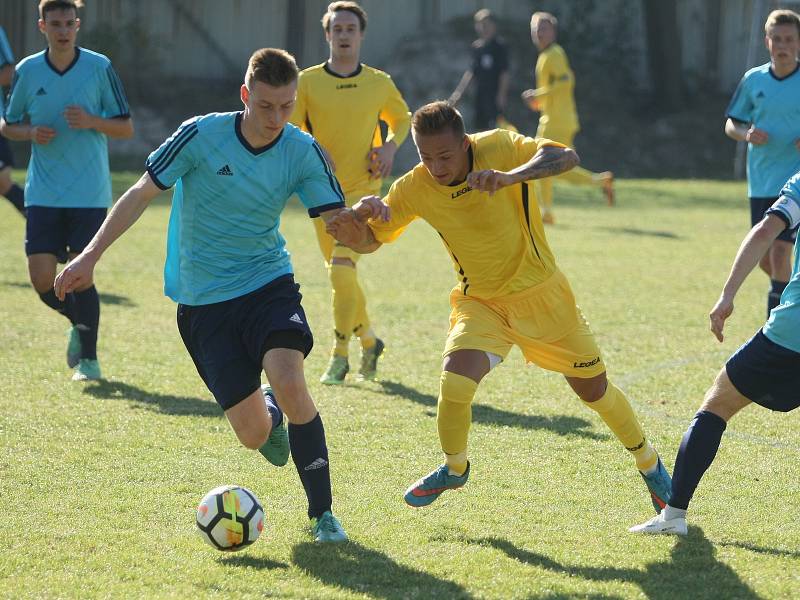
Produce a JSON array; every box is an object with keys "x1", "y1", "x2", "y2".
[
  {"x1": 327, "y1": 101, "x2": 671, "y2": 514},
  {"x1": 522, "y1": 11, "x2": 613, "y2": 224},
  {"x1": 290, "y1": 1, "x2": 411, "y2": 384}
]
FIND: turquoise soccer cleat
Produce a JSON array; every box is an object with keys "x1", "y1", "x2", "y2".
[
  {"x1": 66, "y1": 326, "x2": 82, "y2": 369},
  {"x1": 72, "y1": 358, "x2": 101, "y2": 381},
  {"x1": 320, "y1": 355, "x2": 349, "y2": 385},
  {"x1": 404, "y1": 462, "x2": 470, "y2": 507},
  {"x1": 640, "y1": 456, "x2": 672, "y2": 514},
  {"x1": 311, "y1": 511, "x2": 348, "y2": 543},
  {"x1": 258, "y1": 385, "x2": 289, "y2": 467},
  {"x1": 357, "y1": 338, "x2": 385, "y2": 381}
]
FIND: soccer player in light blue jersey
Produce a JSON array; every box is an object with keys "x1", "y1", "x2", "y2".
[
  {"x1": 0, "y1": 24, "x2": 26, "y2": 217},
  {"x1": 55, "y1": 48, "x2": 350, "y2": 543},
  {"x1": 1, "y1": 0, "x2": 134, "y2": 381},
  {"x1": 725, "y1": 9, "x2": 800, "y2": 318},
  {"x1": 630, "y1": 172, "x2": 800, "y2": 536}
]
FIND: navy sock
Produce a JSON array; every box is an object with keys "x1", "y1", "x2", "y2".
[
  {"x1": 768, "y1": 280, "x2": 788, "y2": 315},
  {"x1": 670, "y1": 410, "x2": 727, "y2": 510},
  {"x1": 263, "y1": 388, "x2": 283, "y2": 429},
  {"x1": 73, "y1": 286, "x2": 100, "y2": 359},
  {"x1": 5, "y1": 184, "x2": 25, "y2": 216},
  {"x1": 38, "y1": 288, "x2": 75, "y2": 323},
  {"x1": 288, "y1": 413, "x2": 332, "y2": 519}
]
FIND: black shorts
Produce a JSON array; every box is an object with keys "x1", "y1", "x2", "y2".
[
  {"x1": 725, "y1": 329, "x2": 800, "y2": 412},
  {"x1": 177, "y1": 274, "x2": 314, "y2": 410},
  {"x1": 25, "y1": 206, "x2": 107, "y2": 257},
  {"x1": 750, "y1": 197, "x2": 798, "y2": 243},
  {"x1": 0, "y1": 136, "x2": 14, "y2": 169}
]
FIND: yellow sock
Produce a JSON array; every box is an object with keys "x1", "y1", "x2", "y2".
[
  {"x1": 351, "y1": 283, "x2": 375, "y2": 349},
  {"x1": 437, "y1": 371, "x2": 478, "y2": 476},
  {"x1": 583, "y1": 382, "x2": 657, "y2": 472},
  {"x1": 329, "y1": 263, "x2": 360, "y2": 357}
]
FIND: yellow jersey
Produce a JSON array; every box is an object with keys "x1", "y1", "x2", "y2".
[
  {"x1": 290, "y1": 62, "x2": 411, "y2": 198},
  {"x1": 533, "y1": 43, "x2": 579, "y2": 132},
  {"x1": 369, "y1": 129, "x2": 564, "y2": 299}
]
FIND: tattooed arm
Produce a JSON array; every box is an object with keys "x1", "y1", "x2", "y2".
[{"x1": 466, "y1": 145, "x2": 579, "y2": 195}]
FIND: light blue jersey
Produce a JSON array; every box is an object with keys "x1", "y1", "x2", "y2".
[
  {"x1": 763, "y1": 173, "x2": 800, "y2": 352},
  {"x1": 146, "y1": 112, "x2": 345, "y2": 306},
  {"x1": 0, "y1": 26, "x2": 14, "y2": 117},
  {"x1": 726, "y1": 62, "x2": 800, "y2": 198},
  {"x1": 4, "y1": 47, "x2": 130, "y2": 207}
]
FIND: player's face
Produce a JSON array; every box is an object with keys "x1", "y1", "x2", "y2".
[
  {"x1": 39, "y1": 8, "x2": 80, "y2": 52},
  {"x1": 474, "y1": 18, "x2": 496, "y2": 41},
  {"x1": 531, "y1": 20, "x2": 555, "y2": 51},
  {"x1": 326, "y1": 10, "x2": 364, "y2": 62},
  {"x1": 765, "y1": 24, "x2": 800, "y2": 69},
  {"x1": 241, "y1": 79, "x2": 297, "y2": 144},
  {"x1": 414, "y1": 130, "x2": 471, "y2": 186}
]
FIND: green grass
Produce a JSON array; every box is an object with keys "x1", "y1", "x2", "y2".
[{"x1": 1, "y1": 173, "x2": 798, "y2": 599}]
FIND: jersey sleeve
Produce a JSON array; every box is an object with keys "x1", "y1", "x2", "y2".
[
  {"x1": 0, "y1": 27, "x2": 14, "y2": 67},
  {"x1": 4, "y1": 67, "x2": 27, "y2": 124},
  {"x1": 508, "y1": 130, "x2": 567, "y2": 162},
  {"x1": 367, "y1": 176, "x2": 418, "y2": 244},
  {"x1": 532, "y1": 50, "x2": 572, "y2": 98},
  {"x1": 380, "y1": 77, "x2": 411, "y2": 147},
  {"x1": 289, "y1": 73, "x2": 309, "y2": 132},
  {"x1": 100, "y1": 63, "x2": 131, "y2": 119},
  {"x1": 145, "y1": 118, "x2": 201, "y2": 190},
  {"x1": 295, "y1": 139, "x2": 346, "y2": 217},
  {"x1": 768, "y1": 174, "x2": 800, "y2": 229},
  {"x1": 726, "y1": 74, "x2": 752, "y2": 123}
]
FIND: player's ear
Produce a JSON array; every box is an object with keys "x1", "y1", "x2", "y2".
[
  {"x1": 461, "y1": 135, "x2": 470, "y2": 151},
  {"x1": 75, "y1": 17, "x2": 81, "y2": 32},
  {"x1": 240, "y1": 84, "x2": 249, "y2": 106},
  {"x1": 38, "y1": 19, "x2": 46, "y2": 34}
]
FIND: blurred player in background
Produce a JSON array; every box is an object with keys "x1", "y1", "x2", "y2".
[
  {"x1": 327, "y1": 102, "x2": 672, "y2": 516},
  {"x1": 522, "y1": 11, "x2": 613, "y2": 224},
  {"x1": 1, "y1": 0, "x2": 133, "y2": 381},
  {"x1": 55, "y1": 48, "x2": 350, "y2": 543},
  {"x1": 724, "y1": 9, "x2": 800, "y2": 318},
  {"x1": 631, "y1": 173, "x2": 800, "y2": 536},
  {"x1": 291, "y1": 1, "x2": 411, "y2": 385},
  {"x1": 449, "y1": 8, "x2": 510, "y2": 132},
  {"x1": 0, "y1": 24, "x2": 25, "y2": 217}
]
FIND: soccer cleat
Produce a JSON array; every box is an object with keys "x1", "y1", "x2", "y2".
[
  {"x1": 357, "y1": 338, "x2": 385, "y2": 381},
  {"x1": 72, "y1": 358, "x2": 101, "y2": 381},
  {"x1": 66, "y1": 326, "x2": 82, "y2": 369},
  {"x1": 320, "y1": 354, "x2": 349, "y2": 385},
  {"x1": 640, "y1": 456, "x2": 672, "y2": 514},
  {"x1": 259, "y1": 385, "x2": 289, "y2": 467},
  {"x1": 404, "y1": 462, "x2": 470, "y2": 507},
  {"x1": 311, "y1": 511, "x2": 348, "y2": 543},
  {"x1": 601, "y1": 171, "x2": 615, "y2": 206},
  {"x1": 628, "y1": 511, "x2": 688, "y2": 536}
]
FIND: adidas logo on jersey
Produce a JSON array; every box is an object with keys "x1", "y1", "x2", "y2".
[
  {"x1": 289, "y1": 313, "x2": 304, "y2": 324},
  {"x1": 304, "y1": 457, "x2": 329, "y2": 471},
  {"x1": 216, "y1": 164, "x2": 233, "y2": 176},
  {"x1": 35, "y1": 87, "x2": 47, "y2": 96},
  {"x1": 756, "y1": 91, "x2": 765, "y2": 99}
]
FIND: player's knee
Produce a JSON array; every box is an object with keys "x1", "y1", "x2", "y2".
[
  {"x1": 570, "y1": 373, "x2": 607, "y2": 403},
  {"x1": 29, "y1": 270, "x2": 55, "y2": 293},
  {"x1": 269, "y1": 374, "x2": 315, "y2": 419},
  {"x1": 770, "y1": 242, "x2": 791, "y2": 263},
  {"x1": 234, "y1": 425, "x2": 269, "y2": 450},
  {"x1": 758, "y1": 254, "x2": 772, "y2": 275}
]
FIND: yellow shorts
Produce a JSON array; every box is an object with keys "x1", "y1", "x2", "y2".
[
  {"x1": 312, "y1": 191, "x2": 375, "y2": 264},
  {"x1": 443, "y1": 270, "x2": 605, "y2": 378}
]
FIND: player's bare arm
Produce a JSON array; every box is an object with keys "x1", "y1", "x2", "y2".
[
  {"x1": 724, "y1": 117, "x2": 768, "y2": 145},
  {"x1": 324, "y1": 195, "x2": 386, "y2": 253},
  {"x1": 63, "y1": 105, "x2": 134, "y2": 139},
  {"x1": 0, "y1": 64, "x2": 13, "y2": 87},
  {"x1": 467, "y1": 145, "x2": 579, "y2": 195},
  {"x1": 368, "y1": 140, "x2": 397, "y2": 179},
  {"x1": 54, "y1": 172, "x2": 162, "y2": 299},
  {"x1": 0, "y1": 120, "x2": 57, "y2": 144},
  {"x1": 710, "y1": 214, "x2": 787, "y2": 341}
]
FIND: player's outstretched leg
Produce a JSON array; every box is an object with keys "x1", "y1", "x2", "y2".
[
  {"x1": 71, "y1": 285, "x2": 102, "y2": 381},
  {"x1": 404, "y1": 462, "x2": 471, "y2": 507},
  {"x1": 575, "y1": 375, "x2": 671, "y2": 513}
]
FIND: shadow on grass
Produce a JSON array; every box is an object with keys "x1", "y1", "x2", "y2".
[
  {"x1": 465, "y1": 529, "x2": 761, "y2": 600},
  {"x1": 218, "y1": 554, "x2": 289, "y2": 570},
  {"x1": 717, "y1": 540, "x2": 800, "y2": 559},
  {"x1": 292, "y1": 540, "x2": 472, "y2": 599},
  {"x1": 379, "y1": 380, "x2": 607, "y2": 441},
  {"x1": 0, "y1": 280, "x2": 135, "y2": 306},
  {"x1": 596, "y1": 226, "x2": 680, "y2": 239},
  {"x1": 82, "y1": 380, "x2": 221, "y2": 417}
]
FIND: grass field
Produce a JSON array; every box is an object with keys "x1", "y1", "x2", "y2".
[{"x1": 1, "y1": 173, "x2": 798, "y2": 599}]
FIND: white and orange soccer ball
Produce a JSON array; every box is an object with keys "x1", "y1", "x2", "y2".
[{"x1": 196, "y1": 485, "x2": 264, "y2": 551}]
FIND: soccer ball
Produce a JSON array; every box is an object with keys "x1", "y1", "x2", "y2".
[{"x1": 196, "y1": 485, "x2": 264, "y2": 551}]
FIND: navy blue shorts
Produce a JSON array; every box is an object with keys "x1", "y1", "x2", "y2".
[
  {"x1": 25, "y1": 206, "x2": 107, "y2": 257},
  {"x1": 750, "y1": 197, "x2": 798, "y2": 243},
  {"x1": 725, "y1": 329, "x2": 800, "y2": 412},
  {"x1": 177, "y1": 274, "x2": 314, "y2": 410},
  {"x1": 0, "y1": 136, "x2": 14, "y2": 169}
]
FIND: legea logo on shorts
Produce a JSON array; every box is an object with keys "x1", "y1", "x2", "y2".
[{"x1": 573, "y1": 357, "x2": 600, "y2": 368}]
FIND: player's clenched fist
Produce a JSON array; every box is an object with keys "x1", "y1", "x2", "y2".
[
  {"x1": 30, "y1": 125, "x2": 56, "y2": 145},
  {"x1": 466, "y1": 169, "x2": 512, "y2": 195}
]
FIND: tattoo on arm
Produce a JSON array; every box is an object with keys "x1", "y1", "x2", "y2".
[{"x1": 511, "y1": 147, "x2": 579, "y2": 181}]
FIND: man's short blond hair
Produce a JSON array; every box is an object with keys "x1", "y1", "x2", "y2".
[
  {"x1": 531, "y1": 11, "x2": 558, "y2": 29},
  {"x1": 245, "y1": 48, "x2": 298, "y2": 89},
  {"x1": 474, "y1": 8, "x2": 494, "y2": 24},
  {"x1": 412, "y1": 101, "x2": 465, "y2": 139},
  {"x1": 765, "y1": 9, "x2": 800, "y2": 36}
]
